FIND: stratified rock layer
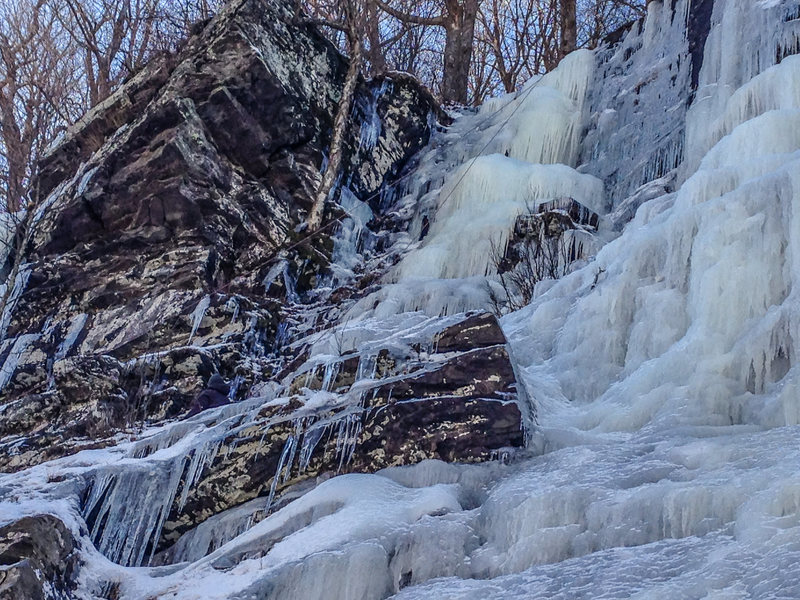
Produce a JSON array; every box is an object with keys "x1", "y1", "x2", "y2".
[
  {"x1": 158, "y1": 312, "x2": 522, "y2": 551},
  {"x1": 79, "y1": 312, "x2": 523, "y2": 566}
]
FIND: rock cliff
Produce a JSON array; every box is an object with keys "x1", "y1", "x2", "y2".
[
  {"x1": 0, "y1": 0, "x2": 456, "y2": 470},
  {"x1": 7, "y1": 0, "x2": 800, "y2": 597},
  {"x1": 0, "y1": 0, "x2": 526, "y2": 597}
]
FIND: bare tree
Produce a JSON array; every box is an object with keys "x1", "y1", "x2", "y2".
[
  {"x1": 375, "y1": 0, "x2": 481, "y2": 104},
  {"x1": 0, "y1": 0, "x2": 81, "y2": 213},
  {"x1": 474, "y1": 0, "x2": 559, "y2": 100},
  {"x1": 470, "y1": 0, "x2": 643, "y2": 101},
  {"x1": 55, "y1": 0, "x2": 171, "y2": 106},
  {"x1": 365, "y1": 0, "x2": 387, "y2": 74},
  {"x1": 488, "y1": 202, "x2": 593, "y2": 313},
  {"x1": 148, "y1": 0, "x2": 226, "y2": 55},
  {"x1": 580, "y1": 0, "x2": 646, "y2": 49},
  {"x1": 477, "y1": 0, "x2": 529, "y2": 94},
  {"x1": 382, "y1": 3, "x2": 445, "y2": 92},
  {"x1": 300, "y1": 0, "x2": 366, "y2": 231}
]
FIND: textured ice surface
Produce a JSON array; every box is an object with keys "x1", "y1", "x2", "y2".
[{"x1": 390, "y1": 50, "x2": 601, "y2": 286}]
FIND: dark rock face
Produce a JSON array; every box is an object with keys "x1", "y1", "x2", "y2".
[
  {"x1": 535, "y1": 198, "x2": 600, "y2": 230},
  {"x1": 0, "y1": 0, "x2": 440, "y2": 471},
  {"x1": 687, "y1": 0, "x2": 715, "y2": 93},
  {"x1": 0, "y1": 515, "x2": 78, "y2": 600},
  {"x1": 499, "y1": 198, "x2": 598, "y2": 277},
  {"x1": 580, "y1": 0, "x2": 698, "y2": 209},
  {"x1": 138, "y1": 312, "x2": 523, "y2": 561},
  {"x1": 433, "y1": 312, "x2": 508, "y2": 352}
]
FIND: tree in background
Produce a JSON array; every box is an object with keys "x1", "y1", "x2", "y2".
[
  {"x1": 470, "y1": 0, "x2": 560, "y2": 103},
  {"x1": 0, "y1": 0, "x2": 81, "y2": 213},
  {"x1": 0, "y1": 0, "x2": 647, "y2": 217},
  {"x1": 56, "y1": 0, "x2": 158, "y2": 105},
  {"x1": 372, "y1": 0, "x2": 644, "y2": 104},
  {"x1": 375, "y1": 0, "x2": 481, "y2": 104},
  {"x1": 579, "y1": 0, "x2": 646, "y2": 48},
  {"x1": 0, "y1": 0, "x2": 226, "y2": 214}
]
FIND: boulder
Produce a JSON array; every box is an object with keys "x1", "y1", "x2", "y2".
[{"x1": 0, "y1": 515, "x2": 78, "y2": 600}]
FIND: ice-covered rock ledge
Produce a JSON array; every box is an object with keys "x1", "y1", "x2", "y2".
[
  {"x1": 78, "y1": 311, "x2": 524, "y2": 569},
  {"x1": 7, "y1": 0, "x2": 800, "y2": 598},
  {"x1": 0, "y1": 310, "x2": 526, "y2": 599}
]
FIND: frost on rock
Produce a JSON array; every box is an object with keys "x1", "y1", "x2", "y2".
[{"x1": 48, "y1": 311, "x2": 523, "y2": 574}]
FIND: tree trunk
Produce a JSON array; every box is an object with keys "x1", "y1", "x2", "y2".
[
  {"x1": 559, "y1": 0, "x2": 577, "y2": 59},
  {"x1": 307, "y1": 38, "x2": 363, "y2": 231},
  {"x1": 441, "y1": 0, "x2": 479, "y2": 105},
  {"x1": 0, "y1": 91, "x2": 27, "y2": 213},
  {"x1": 365, "y1": 0, "x2": 386, "y2": 75}
]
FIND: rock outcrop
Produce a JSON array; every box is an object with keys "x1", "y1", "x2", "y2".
[
  {"x1": 0, "y1": 515, "x2": 78, "y2": 600},
  {"x1": 0, "y1": 0, "x2": 442, "y2": 471},
  {"x1": 80, "y1": 311, "x2": 524, "y2": 567},
  {"x1": 0, "y1": 0, "x2": 527, "y2": 586},
  {"x1": 158, "y1": 312, "x2": 523, "y2": 552}
]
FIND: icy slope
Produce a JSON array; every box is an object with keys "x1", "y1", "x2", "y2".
[
  {"x1": 392, "y1": 0, "x2": 800, "y2": 597},
  {"x1": 358, "y1": 0, "x2": 710, "y2": 318},
  {"x1": 154, "y1": 0, "x2": 800, "y2": 596}
]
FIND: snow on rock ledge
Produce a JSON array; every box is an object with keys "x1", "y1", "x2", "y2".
[{"x1": 76, "y1": 311, "x2": 523, "y2": 569}]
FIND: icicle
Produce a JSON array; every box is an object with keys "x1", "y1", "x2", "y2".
[
  {"x1": 282, "y1": 263, "x2": 300, "y2": 304},
  {"x1": 0, "y1": 332, "x2": 40, "y2": 392},
  {"x1": 226, "y1": 297, "x2": 240, "y2": 323},
  {"x1": 83, "y1": 461, "x2": 186, "y2": 567},
  {"x1": 188, "y1": 295, "x2": 211, "y2": 343},
  {"x1": 320, "y1": 361, "x2": 340, "y2": 392},
  {"x1": 263, "y1": 259, "x2": 287, "y2": 292},
  {"x1": 299, "y1": 420, "x2": 324, "y2": 472},
  {"x1": 266, "y1": 430, "x2": 298, "y2": 511}
]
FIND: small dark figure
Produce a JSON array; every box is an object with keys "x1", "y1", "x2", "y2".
[
  {"x1": 186, "y1": 374, "x2": 231, "y2": 417},
  {"x1": 419, "y1": 215, "x2": 430, "y2": 240}
]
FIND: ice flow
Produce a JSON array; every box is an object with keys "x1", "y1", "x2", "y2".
[{"x1": 5, "y1": 0, "x2": 800, "y2": 599}]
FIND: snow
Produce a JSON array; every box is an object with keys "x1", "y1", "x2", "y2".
[
  {"x1": 394, "y1": 156, "x2": 603, "y2": 281},
  {"x1": 345, "y1": 278, "x2": 502, "y2": 320},
  {"x1": 389, "y1": 50, "x2": 600, "y2": 286},
  {"x1": 0, "y1": 332, "x2": 39, "y2": 392},
  {"x1": 54, "y1": 312, "x2": 88, "y2": 361},
  {"x1": 97, "y1": 474, "x2": 464, "y2": 600}
]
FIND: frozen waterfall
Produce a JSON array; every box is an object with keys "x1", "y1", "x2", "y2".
[{"x1": 4, "y1": 0, "x2": 800, "y2": 599}]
